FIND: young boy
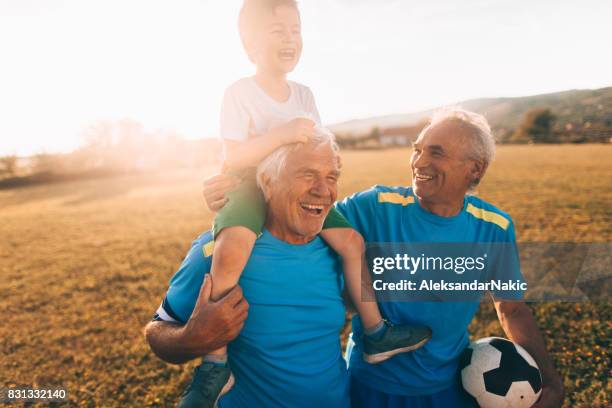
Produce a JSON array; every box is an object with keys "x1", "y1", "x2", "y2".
[{"x1": 178, "y1": 1, "x2": 432, "y2": 407}]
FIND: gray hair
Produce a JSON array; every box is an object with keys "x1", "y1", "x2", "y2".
[
  {"x1": 256, "y1": 126, "x2": 339, "y2": 190},
  {"x1": 425, "y1": 108, "x2": 495, "y2": 190}
]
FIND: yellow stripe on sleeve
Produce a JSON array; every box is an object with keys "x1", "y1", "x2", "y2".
[
  {"x1": 377, "y1": 192, "x2": 415, "y2": 206},
  {"x1": 202, "y1": 241, "x2": 215, "y2": 257},
  {"x1": 466, "y1": 203, "x2": 510, "y2": 230}
]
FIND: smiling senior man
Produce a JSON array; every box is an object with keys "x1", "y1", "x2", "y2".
[
  {"x1": 145, "y1": 130, "x2": 349, "y2": 407},
  {"x1": 337, "y1": 109, "x2": 564, "y2": 407}
]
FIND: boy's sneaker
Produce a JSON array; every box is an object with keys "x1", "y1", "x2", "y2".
[
  {"x1": 363, "y1": 321, "x2": 432, "y2": 364},
  {"x1": 177, "y1": 362, "x2": 234, "y2": 408}
]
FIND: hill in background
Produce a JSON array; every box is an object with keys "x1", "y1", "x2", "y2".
[
  {"x1": 329, "y1": 86, "x2": 612, "y2": 145},
  {"x1": 2, "y1": 87, "x2": 611, "y2": 186}
]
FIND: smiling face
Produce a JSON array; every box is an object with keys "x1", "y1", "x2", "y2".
[
  {"x1": 261, "y1": 142, "x2": 340, "y2": 244},
  {"x1": 246, "y1": 5, "x2": 302, "y2": 76},
  {"x1": 411, "y1": 119, "x2": 485, "y2": 215}
]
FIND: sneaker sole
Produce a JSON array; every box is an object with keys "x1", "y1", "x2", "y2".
[
  {"x1": 213, "y1": 372, "x2": 235, "y2": 408},
  {"x1": 363, "y1": 335, "x2": 431, "y2": 364}
]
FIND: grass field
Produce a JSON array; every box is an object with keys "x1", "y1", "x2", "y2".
[{"x1": 1, "y1": 144, "x2": 610, "y2": 407}]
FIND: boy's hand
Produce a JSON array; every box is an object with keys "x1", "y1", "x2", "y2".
[
  {"x1": 270, "y1": 118, "x2": 315, "y2": 145},
  {"x1": 203, "y1": 173, "x2": 241, "y2": 212}
]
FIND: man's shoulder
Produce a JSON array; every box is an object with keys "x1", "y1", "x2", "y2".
[
  {"x1": 464, "y1": 195, "x2": 513, "y2": 231},
  {"x1": 171, "y1": 231, "x2": 215, "y2": 275},
  {"x1": 371, "y1": 184, "x2": 415, "y2": 206},
  {"x1": 193, "y1": 230, "x2": 215, "y2": 257},
  {"x1": 371, "y1": 184, "x2": 412, "y2": 193},
  {"x1": 338, "y1": 184, "x2": 413, "y2": 210}
]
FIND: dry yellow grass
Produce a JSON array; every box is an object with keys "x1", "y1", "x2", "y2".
[{"x1": 0, "y1": 144, "x2": 610, "y2": 406}]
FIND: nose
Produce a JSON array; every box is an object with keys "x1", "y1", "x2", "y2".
[
  {"x1": 285, "y1": 29, "x2": 299, "y2": 43},
  {"x1": 310, "y1": 176, "x2": 329, "y2": 197},
  {"x1": 411, "y1": 149, "x2": 428, "y2": 169}
]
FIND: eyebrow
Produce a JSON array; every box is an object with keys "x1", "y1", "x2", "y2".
[
  {"x1": 296, "y1": 168, "x2": 341, "y2": 177},
  {"x1": 428, "y1": 145, "x2": 445, "y2": 154},
  {"x1": 268, "y1": 23, "x2": 300, "y2": 28},
  {"x1": 413, "y1": 143, "x2": 445, "y2": 155}
]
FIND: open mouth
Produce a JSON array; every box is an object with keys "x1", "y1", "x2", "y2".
[
  {"x1": 300, "y1": 202, "x2": 326, "y2": 216},
  {"x1": 278, "y1": 49, "x2": 296, "y2": 61},
  {"x1": 414, "y1": 173, "x2": 435, "y2": 182}
]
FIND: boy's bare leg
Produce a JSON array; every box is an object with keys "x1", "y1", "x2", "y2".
[
  {"x1": 206, "y1": 226, "x2": 257, "y2": 356},
  {"x1": 320, "y1": 228, "x2": 383, "y2": 330},
  {"x1": 321, "y1": 227, "x2": 432, "y2": 363}
]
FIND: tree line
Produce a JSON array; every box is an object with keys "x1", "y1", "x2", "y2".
[{"x1": 0, "y1": 119, "x2": 221, "y2": 185}]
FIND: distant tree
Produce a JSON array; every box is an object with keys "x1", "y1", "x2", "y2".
[
  {"x1": 33, "y1": 153, "x2": 64, "y2": 174},
  {"x1": 513, "y1": 108, "x2": 557, "y2": 143},
  {"x1": 0, "y1": 155, "x2": 18, "y2": 176},
  {"x1": 368, "y1": 127, "x2": 381, "y2": 144},
  {"x1": 79, "y1": 119, "x2": 148, "y2": 171}
]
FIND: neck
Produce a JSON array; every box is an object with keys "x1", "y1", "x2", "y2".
[
  {"x1": 417, "y1": 197, "x2": 464, "y2": 217},
  {"x1": 254, "y1": 70, "x2": 289, "y2": 100},
  {"x1": 264, "y1": 217, "x2": 315, "y2": 245}
]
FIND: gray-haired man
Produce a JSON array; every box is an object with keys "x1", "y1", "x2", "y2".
[
  {"x1": 338, "y1": 109, "x2": 564, "y2": 407},
  {"x1": 146, "y1": 134, "x2": 352, "y2": 407}
]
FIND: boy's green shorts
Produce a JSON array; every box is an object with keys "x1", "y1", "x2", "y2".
[{"x1": 212, "y1": 173, "x2": 353, "y2": 238}]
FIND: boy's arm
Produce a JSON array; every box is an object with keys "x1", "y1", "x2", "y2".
[{"x1": 223, "y1": 118, "x2": 315, "y2": 171}]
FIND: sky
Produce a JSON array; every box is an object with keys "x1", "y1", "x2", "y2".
[{"x1": 0, "y1": 0, "x2": 611, "y2": 156}]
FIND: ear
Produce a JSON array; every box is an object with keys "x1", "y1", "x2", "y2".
[
  {"x1": 260, "y1": 173, "x2": 273, "y2": 202},
  {"x1": 470, "y1": 160, "x2": 487, "y2": 186}
]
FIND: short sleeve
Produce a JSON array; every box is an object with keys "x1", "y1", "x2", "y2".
[
  {"x1": 303, "y1": 86, "x2": 322, "y2": 125},
  {"x1": 489, "y1": 221, "x2": 526, "y2": 300},
  {"x1": 154, "y1": 234, "x2": 213, "y2": 324},
  {"x1": 220, "y1": 86, "x2": 251, "y2": 142},
  {"x1": 334, "y1": 187, "x2": 379, "y2": 240}
]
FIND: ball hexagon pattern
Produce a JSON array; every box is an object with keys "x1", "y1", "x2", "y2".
[{"x1": 460, "y1": 337, "x2": 542, "y2": 408}]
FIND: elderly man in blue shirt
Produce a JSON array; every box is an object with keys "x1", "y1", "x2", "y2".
[
  {"x1": 335, "y1": 110, "x2": 563, "y2": 407},
  {"x1": 145, "y1": 131, "x2": 350, "y2": 407}
]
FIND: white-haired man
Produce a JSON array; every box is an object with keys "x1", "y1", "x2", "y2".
[
  {"x1": 202, "y1": 109, "x2": 564, "y2": 407},
  {"x1": 337, "y1": 110, "x2": 564, "y2": 407},
  {"x1": 145, "y1": 133, "x2": 351, "y2": 407}
]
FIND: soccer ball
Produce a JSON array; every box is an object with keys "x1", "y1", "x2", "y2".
[{"x1": 460, "y1": 337, "x2": 542, "y2": 408}]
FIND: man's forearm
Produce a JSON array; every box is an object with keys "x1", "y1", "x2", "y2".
[
  {"x1": 144, "y1": 321, "x2": 205, "y2": 365},
  {"x1": 495, "y1": 301, "x2": 562, "y2": 389},
  {"x1": 145, "y1": 277, "x2": 248, "y2": 364}
]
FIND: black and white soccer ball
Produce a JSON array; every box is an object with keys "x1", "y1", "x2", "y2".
[{"x1": 460, "y1": 337, "x2": 542, "y2": 408}]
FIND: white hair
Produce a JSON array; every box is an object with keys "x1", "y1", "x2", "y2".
[
  {"x1": 424, "y1": 108, "x2": 495, "y2": 190},
  {"x1": 256, "y1": 126, "x2": 339, "y2": 190},
  {"x1": 428, "y1": 108, "x2": 495, "y2": 166}
]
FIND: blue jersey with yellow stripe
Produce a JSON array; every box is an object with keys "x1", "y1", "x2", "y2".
[
  {"x1": 335, "y1": 185, "x2": 524, "y2": 397},
  {"x1": 155, "y1": 229, "x2": 349, "y2": 408}
]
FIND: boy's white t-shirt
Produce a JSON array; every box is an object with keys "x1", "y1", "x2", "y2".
[{"x1": 219, "y1": 77, "x2": 321, "y2": 142}]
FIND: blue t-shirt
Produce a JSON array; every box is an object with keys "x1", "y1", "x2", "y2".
[
  {"x1": 335, "y1": 185, "x2": 524, "y2": 396},
  {"x1": 156, "y1": 229, "x2": 349, "y2": 408}
]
